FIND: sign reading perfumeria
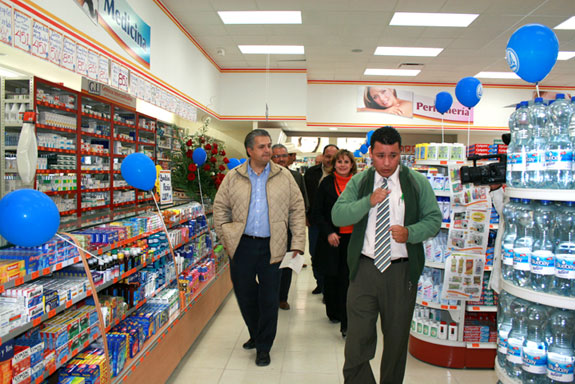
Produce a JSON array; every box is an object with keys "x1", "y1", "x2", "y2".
[
  {"x1": 73, "y1": 0, "x2": 151, "y2": 68},
  {"x1": 99, "y1": 0, "x2": 151, "y2": 67}
]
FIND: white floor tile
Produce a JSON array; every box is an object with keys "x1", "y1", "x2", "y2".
[{"x1": 167, "y1": 247, "x2": 497, "y2": 384}]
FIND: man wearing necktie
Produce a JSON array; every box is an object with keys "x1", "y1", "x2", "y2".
[{"x1": 332, "y1": 126, "x2": 442, "y2": 384}]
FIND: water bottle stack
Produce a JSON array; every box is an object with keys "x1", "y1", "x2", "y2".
[
  {"x1": 501, "y1": 199, "x2": 575, "y2": 296},
  {"x1": 507, "y1": 95, "x2": 575, "y2": 190},
  {"x1": 498, "y1": 291, "x2": 575, "y2": 384}
]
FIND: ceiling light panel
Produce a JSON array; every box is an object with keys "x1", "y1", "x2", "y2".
[
  {"x1": 390, "y1": 12, "x2": 478, "y2": 27},
  {"x1": 218, "y1": 11, "x2": 301, "y2": 24},
  {"x1": 0, "y1": 67, "x2": 25, "y2": 77},
  {"x1": 239, "y1": 45, "x2": 304, "y2": 54},
  {"x1": 558, "y1": 51, "x2": 575, "y2": 60},
  {"x1": 555, "y1": 16, "x2": 575, "y2": 30},
  {"x1": 364, "y1": 68, "x2": 420, "y2": 76},
  {"x1": 475, "y1": 71, "x2": 520, "y2": 79},
  {"x1": 374, "y1": 47, "x2": 443, "y2": 56}
]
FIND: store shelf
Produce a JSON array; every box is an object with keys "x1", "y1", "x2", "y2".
[
  {"x1": 485, "y1": 265, "x2": 493, "y2": 271},
  {"x1": 38, "y1": 146, "x2": 76, "y2": 154},
  {"x1": 157, "y1": 145, "x2": 171, "y2": 150},
  {"x1": 36, "y1": 100, "x2": 76, "y2": 113},
  {"x1": 425, "y1": 260, "x2": 445, "y2": 269},
  {"x1": 506, "y1": 187, "x2": 575, "y2": 202},
  {"x1": 409, "y1": 331, "x2": 465, "y2": 347},
  {"x1": 434, "y1": 190, "x2": 451, "y2": 197},
  {"x1": 36, "y1": 123, "x2": 76, "y2": 134},
  {"x1": 3, "y1": 169, "x2": 18, "y2": 174},
  {"x1": 4, "y1": 122, "x2": 23, "y2": 128},
  {"x1": 60, "y1": 209, "x2": 77, "y2": 216},
  {"x1": 36, "y1": 169, "x2": 76, "y2": 174},
  {"x1": 44, "y1": 190, "x2": 77, "y2": 196},
  {"x1": 4, "y1": 146, "x2": 17, "y2": 151},
  {"x1": 441, "y1": 222, "x2": 450, "y2": 229},
  {"x1": 501, "y1": 279, "x2": 575, "y2": 310},
  {"x1": 114, "y1": 137, "x2": 136, "y2": 144},
  {"x1": 113, "y1": 186, "x2": 133, "y2": 190},
  {"x1": 82, "y1": 169, "x2": 109, "y2": 174},
  {"x1": 4, "y1": 98, "x2": 31, "y2": 104},
  {"x1": 416, "y1": 297, "x2": 460, "y2": 311},
  {"x1": 80, "y1": 151, "x2": 110, "y2": 157},
  {"x1": 81, "y1": 113, "x2": 110, "y2": 122},
  {"x1": 41, "y1": 331, "x2": 101, "y2": 381},
  {"x1": 0, "y1": 288, "x2": 93, "y2": 345},
  {"x1": 81, "y1": 204, "x2": 111, "y2": 212},
  {"x1": 415, "y1": 160, "x2": 466, "y2": 166},
  {"x1": 81, "y1": 131, "x2": 110, "y2": 139},
  {"x1": 495, "y1": 358, "x2": 521, "y2": 384},
  {"x1": 139, "y1": 127, "x2": 155, "y2": 133},
  {"x1": 466, "y1": 342, "x2": 496, "y2": 349},
  {"x1": 81, "y1": 188, "x2": 111, "y2": 193},
  {"x1": 113, "y1": 121, "x2": 136, "y2": 128},
  {"x1": 112, "y1": 154, "x2": 128, "y2": 158},
  {"x1": 113, "y1": 264, "x2": 230, "y2": 384},
  {"x1": 113, "y1": 201, "x2": 136, "y2": 208},
  {"x1": 466, "y1": 305, "x2": 497, "y2": 312},
  {"x1": 138, "y1": 141, "x2": 156, "y2": 146}
]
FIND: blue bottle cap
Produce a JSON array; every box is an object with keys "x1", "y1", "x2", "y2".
[
  {"x1": 556, "y1": 93, "x2": 565, "y2": 99},
  {"x1": 534, "y1": 97, "x2": 543, "y2": 103}
]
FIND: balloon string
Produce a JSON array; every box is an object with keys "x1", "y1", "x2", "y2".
[
  {"x1": 467, "y1": 109, "x2": 471, "y2": 149},
  {"x1": 151, "y1": 191, "x2": 179, "y2": 277},
  {"x1": 441, "y1": 115, "x2": 445, "y2": 144},
  {"x1": 56, "y1": 233, "x2": 104, "y2": 262},
  {"x1": 536, "y1": 83, "x2": 540, "y2": 98},
  {"x1": 197, "y1": 168, "x2": 205, "y2": 209}
]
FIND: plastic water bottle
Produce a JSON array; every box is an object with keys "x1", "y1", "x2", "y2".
[
  {"x1": 547, "y1": 309, "x2": 575, "y2": 383},
  {"x1": 569, "y1": 96, "x2": 575, "y2": 145},
  {"x1": 513, "y1": 101, "x2": 531, "y2": 188},
  {"x1": 497, "y1": 291, "x2": 515, "y2": 368},
  {"x1": 522, "y1": 304, "x2": 549, "y2": 383},
  {"x1": 502, "y1": 198, "x2": 520, "y2": 281},
  {"x1": 531, "y1": 201, "x2": 557, "y2": 292},
  {"x1": 526, "y1": 98, "x2": 549, "y2": 189},
  {"x1": 507, "y1": 104, "x2": 520, "y2": 187},
  {"x1": 547, "y1": 94, "x2": 574, "y2": 189},
  {"x1": 555, "y1": 202, "x2": 575, "y2": 297},
  {"x1": 514, "y1": 199, "x2": 535, "y2": 287},
  {"x1": 506, "y1": 298, "x2": 529, "y2": 379}
]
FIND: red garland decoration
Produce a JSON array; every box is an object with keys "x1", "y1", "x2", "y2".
[
  {"x1": 211, "y1": 148, "x2": 218, "y2": 155},
  {"x1": 186, "y1": 150, "x2": 193, "y2": 159},
  {"x1": 223, "y1": 157, "x2": 229, "y2": 164},
  {"x1": 188, "y1": 163, "x2": 197, "y2": 172},
  {"x1": 219, "y1": 164, "x2": 225, "y2": 171},
  {"x1": 186, "y1": 139, "x2": 192, "y2": 147},
  {"x1": 203, "y1": 164, "x2": 211, "y2": 171},
  {"x1": 220, "y1": 150, "x2": 226, "y2": 156},
  {"x1": 205, "y1": 143, "x2": 212, "y2": 150},
  {"x1": 210, "y1": 157, "x2": 217, "y2": 163},
  {"x1": 187, "y1": 173, "x2": 196, "y2": 181}
]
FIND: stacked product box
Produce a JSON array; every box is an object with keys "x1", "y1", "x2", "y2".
[
  {"x1": 148, "y1": 289, "x2": 179, "y2": 321},
  {"x1": 463, "y1": 312, "x2": 497, "y2": 343},
  {"x1": 58, "y1": 347, "x2": 108, "y2": 384},
  {"x1": 1, "y1": 284, "x2": 44, "y2": 323},
  {"x1": 0, "y1": 341, "x2": 13, "y2": 384},
  {"x1": 466, "y1": 144, "x2": 490, "y2": 157},
  {"x1": 0, "y1": 236, "x2": 80, "y2": 276},
  {"x1": 13, "y1": 337, "x2": 45, "y2": 384},
  {"x1": 467, "y1": 274, "x2": 498, "y2": 306}
]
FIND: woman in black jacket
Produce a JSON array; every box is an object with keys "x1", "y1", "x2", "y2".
[{"x1": 312, "y1": 149, "x2": 357, "y2": 337}]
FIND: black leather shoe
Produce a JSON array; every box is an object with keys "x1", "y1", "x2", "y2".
[
  {"x1": 312, "y1": 286, "x2": 322, "y2": 294},
  {"x1": 242, "y1": 339, "x2": 256, "y2": 350},
  {"x1": 255, "y1": 351, "x2": 270, "y2": 366}
]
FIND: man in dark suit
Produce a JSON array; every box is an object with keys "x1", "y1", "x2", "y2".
[
  {"x1": 271, "y1": 144, "x2": 309, "y2": 310},
  {"x1": 304, "y1": 144, "x2": 339, "y2": 295}
]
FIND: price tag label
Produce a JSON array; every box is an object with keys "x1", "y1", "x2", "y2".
[
  {"x1": 31, "y1": 272, "x2": 39, "y2": 280},
  {"x1": 13, "y1": 10, "x2": 31, "y2": 52},
  {"x1": 55, "y1": 263, "x2": 62, "y2": 270},
  {"x1": 32, "y1": 318, "x2": 41, "y2": 327},
  {"x1": 31, "y1": 20, "x2": 49, "y2": 59},
  {"x1": 0, "y1": 2, "x2": 12, "y2": 46},
  {"x1": 472, "y1": 306, "x2": 480, "y2": 311},
  {"x1": 421, "y1": 301, "x2": 428, "y2": 306},
  {"x1": 66, "y1": 300, "x2": 73, "y2": 308},
  {"x1": 14, "y1": 277, "x2": 24, "y2": 286},
  {"x1": 48, "y1": 309, "x2": 56, "y2": 317},
  {"x1": 42, "y1": 268, "x2": 50, "y2": 275},
  {"x1": 61, "y1": 37, "x2": 76, "y2": 72},
  {"x1": 472, "y1": 343, "x2": 480, "y2": 348}
]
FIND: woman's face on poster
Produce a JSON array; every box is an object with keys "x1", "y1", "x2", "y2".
[{"x1": 369, "y1": 87, "x2": 396, "y2": 108}]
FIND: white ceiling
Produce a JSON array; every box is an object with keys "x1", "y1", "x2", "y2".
[{"x1": 160, "y1": 0, "x2": 575, "y2": 85}]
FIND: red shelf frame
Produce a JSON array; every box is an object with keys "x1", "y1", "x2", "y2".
[
  {"x1": 36, "y1": 123, "x2": 76, "y2": 134},
  {"x1": 113, "y1": 121, "x2": 136, "y2": 128},
  {"x1": 44, "y1": 190, "x2": 77, "y2": 196},
  {"x1": 114, "y1": 137, "x2": 136, "y2": 144},
  {"x1": 80, "y1": 151, "x2": 110, "y2": 157},
  {"x1": 80, "y1": 204, "x2": 111, "y2": 212},
  {"x1": 36, "y1": 169, "x2": 76, "y2": 174},
  {"x1": 81, "y1": 131, "x2": 110, "y2": 139},
  {"x1": 81, "y1": 188, "x2": 111, "y2": 193},
  {"x1": 38, "y1": 146, "x2": 76, "y2": 154},
  {"x1": 36, "y1": 100, "x2": 76, "y2": 113},
  {"x1": 81, "y1": 112, "x2": 110, "y2": 122}
]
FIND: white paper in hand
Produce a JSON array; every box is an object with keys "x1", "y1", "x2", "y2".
[{"x1": 279, "y1": 252, "x2": 305, "y2": 274}]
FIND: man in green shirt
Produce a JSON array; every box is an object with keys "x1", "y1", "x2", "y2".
[{"x1": 332, "y1": 126, "x2": 442, "y2": 384}]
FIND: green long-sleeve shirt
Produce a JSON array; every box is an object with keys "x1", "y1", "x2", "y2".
[{"x1": 331, "y1": 165, "x2": 442, "y2": 283}]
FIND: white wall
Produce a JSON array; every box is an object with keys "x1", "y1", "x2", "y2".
[{"x1": 218, "y1": 72, "x2": 307, "y2": 118}]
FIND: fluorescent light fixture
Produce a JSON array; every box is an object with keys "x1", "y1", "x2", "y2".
[
  {"x1": 218, "y1": 11, "x2": 301, "y2": 24},
  {"x1": 558, "y1": 51, "x2": 575, "y2": 60},
  {"x1": 239, "y1": 45, "x2": 304, "y2": 54},
  {"x1": 390, "y1": 12, "x2": 478, "y2": 27},
  {"x1": 374, "y1": 46, "x2": 443, "y2": 57},
  {"x1": 364, "y1": 68, "x2": 420, "y2": 76},
  {"x1": 555, "y1": 16, "x2": 575, "y2": 30},
  {"x1": 329, "y1": 127, "x2": 338, "y2": 131},
  {"x1": 475, "y1": 71, "x2": 520, "y2": 79},
  {"x1": 0, "y1": 67, "x2": 25, "y2": 78}
]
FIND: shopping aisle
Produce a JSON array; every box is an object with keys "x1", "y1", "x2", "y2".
[{"x1": 167, "y1": 263, "x2": 497, "y2": 384}]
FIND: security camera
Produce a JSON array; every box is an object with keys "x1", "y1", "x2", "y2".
[{"x1": 216, "y1": 48, "x2": 225, "y2": 57}]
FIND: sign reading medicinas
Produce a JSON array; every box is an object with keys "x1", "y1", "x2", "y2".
[{"x1": 97, "y1": 0, "x2": 151, "y2": 68}]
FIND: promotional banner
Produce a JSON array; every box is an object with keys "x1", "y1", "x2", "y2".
[
  {"x1": 159, "y1": 170, "x2": 172, "y2": 205},
  {"x1": 442, "y1": 253, "x2": 486, "y2": 300},
  {"x1": 357, "y1": 85, "x2": 474, "y2": 123},
  {"x1": 48, "y1": 29, "x2": 62, "y2": 66},
  {"x1": 31, "y1": 20, "x2": 49, "y2": 60},
  {"x1": 0, "y1": 1, "x2": 12, "y2": 45}
]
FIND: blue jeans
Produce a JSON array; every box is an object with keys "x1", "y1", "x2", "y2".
[{"x1": 308, "y1": 224, "x2": 323, "y2": 289}]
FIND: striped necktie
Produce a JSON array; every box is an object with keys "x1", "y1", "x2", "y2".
[{"x1": 374, "y1": 177, "x2": 391, "y2": 272}]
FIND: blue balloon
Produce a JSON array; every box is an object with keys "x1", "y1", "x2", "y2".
[
  {"x1": 228, "y1": 158, "x2": 241, "y2": 170},
  {"x1": 435, "y1": 92, "x2": 453, "y2": 114},
  {"x1": 121, "y1": 153, "x2": 157, "y2": 191},
  {"x1": 366, "y1": 130, "x2": 374, "y2": 146},
  {"x1": 239, "y1": 158, "x2": 246, "y2": 164},
  {"x1": 353, "y1": 150, "x2": 361, "y2": 157},
  {"x1": 455, "y1": 77, "x2": 483, "y2": 108},
  {"x1": 360, "y1": 144, "x2": 368, "y2": 155},
  {"x1": 192, "y1": 148, "x2": 207, "y2": 166},
  {"x1": 506, "y1": 24, "x2": 559, "y2": 84},
  {"x1": 0, "y1": 189, "x2": 60, "y2": 247}
]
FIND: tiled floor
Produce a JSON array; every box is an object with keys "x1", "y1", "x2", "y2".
[{"x1": 167, "y1": 256, "x2": 497, "y2": 384}]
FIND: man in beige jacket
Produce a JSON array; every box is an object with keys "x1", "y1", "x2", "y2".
[{"x1": 213, "y1": 129, "x2": 306, "y2": 367}]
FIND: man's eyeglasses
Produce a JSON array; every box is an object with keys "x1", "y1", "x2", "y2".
[{"x1": 272, "y1": 154, "x2": 289, "y2": 159}]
